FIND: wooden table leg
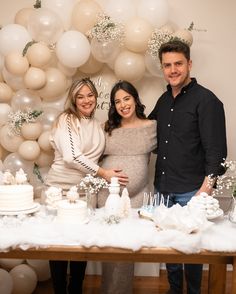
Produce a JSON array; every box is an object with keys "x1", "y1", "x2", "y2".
[
  {"x1": 231, "y1": 257, "x2": 236, "y2": 294},
  {"x1": 208, "y1": 264, "x2": 226, "y2": 294}
]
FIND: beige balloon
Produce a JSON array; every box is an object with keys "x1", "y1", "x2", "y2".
[
  {"x1": 24, "y1": 67, "x2": 46, "y2": 90},
  {"x1": 79, "y1": 54, "x2": 104, "y2": 74},
  {"x1": 125, "y1": 18, "x2": 153, "y2": 53},
  {"x1": 114, "y1": 50, "x2": 146, "y2": 82},
  {"x1": 26, "y1": 42, "x2": 52, "y2": 68},
  {"x1": 72, "y1": 0, "x2": 102, "y2": 34},
  {"x1": 5, "y1": 52, "x2": 29, "y2": 76},
  {"x1": 21, "y1": 122, "x2": 43, "y2": 140},
  {"x1": 35, "y1": 150, "x2": 54, "y2": 167},
  {"x1": 39, "y1": 67, "x2": 68, "y2": 101},
  {"x1": 173, "y1": 29, "x2": 193, "y2": 46},
  {"x1": 14, "y1": 8, "x2": 34, "y2": 28},
  {"x1": 0, "y1": 125, "x2": 24, "y2": 152},
  {"x1": 37, "y1": 130, "x2": 52, "y2": 152},
  {"x1": 0, "y1": 82, "x2": 13, "y2": 103},
  {"x1": 18, "y1": 140, "x2": 41, "y2": 161},
  {"x1": 57, "y1": 62, "x2": 77, "y2": 77}
]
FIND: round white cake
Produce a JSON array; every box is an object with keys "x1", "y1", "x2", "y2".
[
  {"x1": 0, "y1": 184, "x2": 35, "y2": 212},
  {"x1": 56, "y1": 199, "x2": 88, "y2": 224}
]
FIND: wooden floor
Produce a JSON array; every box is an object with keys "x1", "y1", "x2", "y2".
[{"x1": 34, "y1": 269, "x2": 232, "y2": 293}]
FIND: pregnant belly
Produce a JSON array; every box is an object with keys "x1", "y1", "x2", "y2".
[{"x1": 102, "y1": 155, "x2": 149, "y2": 196}]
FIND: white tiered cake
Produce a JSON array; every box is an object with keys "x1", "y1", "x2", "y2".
[{"x1": 0, "y1": 169, "x2": 39, "y2": 215}]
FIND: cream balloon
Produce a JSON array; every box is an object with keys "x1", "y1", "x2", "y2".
[
  {"x1": 21, "y1": 122, "x2": 43, "y2": 140},
  {"x1": 0, "y1": 82, "x2": 13, "y2": 103},
  {"x1": 72, "y1": 0, "x2": 102, "y2": 34},
  {"x1": 0, "y1": 103, "x2": 12, "y2": 127},
  {"x1": 114, "y1": 50, "x2": 145, "y2": 82},
  {"x1": 79, "y1": 53, "x2": 103, "y2": 74},
  {"x1": 90, "y1": 38, "x2": 121, "y2": 63},
  {"x1": 173, "y1": 29, "x2": 193, "y2": 46},
  {"x1": 103, "y1": 0, "x2": 136, "y2": 23},
  {"x1": 137, "y1": 0, "x2": 169, "y2": 28},
  {"x1": 39, "y1": 67, "x2": 68, "y2": 101},
  {"x1": 4, "y1": 52, "x2": 29, "y2": 76},
  {"x1": 0, "y1": 24, "x2": 31, "y2": 56},
  {"x1": 18, "y1": 140, "x2": 41, "y2": 161},
  {"x1": 26, "y1": 42, "x2": 52, "y2": 68},
  {"x1": 3, "y1": 152, "x2": 33, "y2": 174},
  {"x1": 144, "y1": 53, "x2": 163, "y2": 78},
  {"x1": 38, "y1": 107, "x2": 60, "y2": 131},
  {"x1": 56, "y1": 30, "x2": 91, "y2": 68},
  {"x1": 41, "y1": 0, "x2": 76, "y2": 30},
  {"x1": 0, "y1": 259, "x2": 24, "y2": 270},
  {"x1": 2, "y1": 67, "x2": 24, "y2": 91},
  {"x1": 38, "y1": 131, "x2": 53, "y2": 152},
  {"x1": 11, "y1": 89, "x2": 42, "y2": 111},
  {"x1": 124, "y1": 18, "x2": 153, "y2": 53},
  {"x1": 0, "y1": 125, "x2": 24, "y2": 152},
  {"x1": 35, "y1": 150, "x2": 54, "y2": 167},
  {"x1": 57, "y1": 62, "x2": 77, "y2": 77},
  {"x1": 24, "y1": 67, "x2": 46, "y2": 90},
  {"x1": 26, "y1": 259, "x2": 51, "y2": 282},
  {"x1": 0, "y1": 268, "x2": 13, "y2": 294},
  {"x1": 10, "y1": 264, "x2": 37, "y2": 294},
  {"x1": 14, "y1": 8, "x2": 34, "y2": 28},
  {"x1": 27, "y1": 8, "x2": 63, "y2": 45}
]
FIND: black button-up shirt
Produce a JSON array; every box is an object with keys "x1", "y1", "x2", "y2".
[{"x1": 148, "y1": 78, "x2": 227, "y2": 193}]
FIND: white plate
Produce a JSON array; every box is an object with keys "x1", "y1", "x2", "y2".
[
  {"x1": 207, "y1": 209, "x2": 224, "y2": 220},
  {"x1": 0, "y1": 203, "x2": 41, "y2": 216}
]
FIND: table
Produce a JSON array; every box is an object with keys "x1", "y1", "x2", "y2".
[{"x1": 0, "y1": 246, "x2": 234, "y2": 294}]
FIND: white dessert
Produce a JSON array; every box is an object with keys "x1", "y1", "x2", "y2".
[
  {"x1": 45, "y1": 187, "x2": 63, "y2": 209},
  {"x1": 56, "y1": 199, "x2": 88, "y2": 224}
]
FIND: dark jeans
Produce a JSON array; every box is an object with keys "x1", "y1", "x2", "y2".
[
  {"x1": 157, "y1": 189, "x2": 202, "y2": 294},
  {"x1": 49, "y1": 260, "x2": 87, "y2": 294}
]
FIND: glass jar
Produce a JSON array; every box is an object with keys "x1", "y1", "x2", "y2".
[{"x1": 228, "y1": 196, "x2": 236, "y2": 223}]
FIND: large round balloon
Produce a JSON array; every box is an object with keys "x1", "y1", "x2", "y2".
[
  {"x1": 26, "y1": 259, "x2": 51, "y2": 282},
  {"x1": 0, "y1": 103, "x2": 12, "y2": 127},
  {"x1": 37, "y1": 130, "x2": 53, "y2": 152},
  {"x1": 18, "y1": 140, "x2": 41, "y2": 161},
  {"x1": 27, "y1": 8, "x2": 63, "y2": 45},
  {"x1": 11, "y1": 89, "x2": 42, "y2": 111},
  {"x1": 144, "y1": 53, "x2": 163, "y2": 78},
  {"x1": 0, "y1": 268, "x2": 13, "y2": 294},
  {"x1": 90, "y1": 38, "x2": 121, "y2": 63},
  {"x1": 26, "y1": 42, "x2": 52, "y2": 68},
  {"x1": 172, "y1": 29, "x2": 193, "y2": 46},
  {"x1": 24, "y1": 67, "x2": 47, "y2": 90},
  {"x1": 10, "y1": 264, "x2": 37, "y2": 294},
  {"x1": 0, "y1": 24, "x2": 31, "y2": 56},
  {"x1": 0, "y1": 82, "x2": 13, "y2": 103},
  {"x1": 71, "y1": 0, "x2": 102, "y2": 34},
  {"x1": 4, "y1": 51, "x2": 29, "y2": 76},
  {"x1": 2, "y1": 67, "x2": 25, "y2": 91},
  {"x1": 21, "y1": 122, "x2": 43, "y2": 140},
  {"x1": 56, "y1": 30, "x2": 91, "y2": 68},
  {"x1": 0, "y1": 125, "x2": 24, "y2": 152},
  {"x1": 3, "y1": 152, "x2": 33, "y2": 174},
  {"x1": 137, "y1": 0, "x2": 169, "y2": 28},
  {"x1": 114, "y1": 50, "x2": 145, "y2": 82},
  {"x1": 35, "y1": 150, "x2": 54, "y2": 167},
  {"x1": 42, "y1": 0, "x2": 76, "y2": 30},
  {"x1": 103, "y1": 0, "x2": 136, "y2": 23}
]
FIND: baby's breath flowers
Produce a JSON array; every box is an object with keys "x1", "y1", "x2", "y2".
[
  {"x1": 79, "y1": 174, "x2": 108, "y2": 194},
  {"x1": 87, "y1": 13, "x2": 124, "y2": 43},
  {"x1": 8, "y1": 109, "x2": 43, "y2": 136}
]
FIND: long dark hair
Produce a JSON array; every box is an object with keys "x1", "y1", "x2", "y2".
[{"x1": 104, "y1": 80, "x2": 146, "y2": 135}]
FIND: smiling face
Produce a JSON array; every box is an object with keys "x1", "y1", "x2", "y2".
[
  {"x1": 75, "y1": 85, "x2": 96, "y2": 117},
  {"x1": 114, "y1": 89, "x2": 137, "y2": 120},
  {"x1": 161, "y1": 52, "x2": 192, "y2": 96}
]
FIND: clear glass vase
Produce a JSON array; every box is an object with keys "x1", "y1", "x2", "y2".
[
  {"x1": 85, "y1": 191, "x2": 97, "y2": 216},
  {"x1": 228, "y1": 196, "x2": 236, "y2": 223}
]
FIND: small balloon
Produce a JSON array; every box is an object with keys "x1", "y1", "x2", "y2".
[
  {"x1": 0, "y1": 82, "x2": 13, "y2": 103},
  {"x1": 103, "y1": 0, "x2": 136, "y2": 23},
  {"x1": 172, "y1": 29, "x2": 193, "y2": 46},
  {"x1": 3, "y1": 152, "x2": 33, "y2": 174},
  {"x1": 4, "y1": 51, "x2": 29, "y2": 76},
  {"x1": 144, "y1": 53, "x2": 163, "y2": 78},
  {"x1": 35, "y1": 150, "x2": 54, "y2": 167},
  {"x1": 26, "y1": 259, "x2": 51, "y2": 282},
  {"x1": 14, "y1": 7, "x2": 34, "y2": 28},
  {"x1": 37, "y1": 130, "x2": 53, "y2": 152},
  {"x1": 24, "y1": 67, "x2": 46, "y2": 90},
  {"x1": 38, "y1": 107, "x2": 60, "y2": 131},
  {"x1": 90, "y1": 39, "x2": 121, "y2": 63},
  {"x1": 2, "y1": 67, "x2": 25, "y2": 91},
  {"x1": 0, "y1": 268, "x2": 13, "y2": 294},
  {"x1": 79, "y1": 53, "x2": 103, "y2": 74},
  {"x1": 0, "y1": 103, "x2": 12, "y2": 127},
  {"x1": 21, "y1": 122, "x2": 43, "y2": 140},
  {"x1": 11, "y1": 89, "x2": 42, "y2": 111},
  {"x1": 0, "y1": 125, "x2": 24, "y2": 152},
  {"x1": 18, "y1": 140, "x2": 41, "y2": 161},
  {"x1": 0, "y1": 259, "x2": 24, "y2": 270},
  {"x1": 26, "y1": 42, "x2": 52, "y2": 68}
]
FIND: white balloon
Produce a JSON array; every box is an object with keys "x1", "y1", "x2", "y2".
[
  {"x1": 3, "y1": 152, "x2": 33, "y2": 174},
  {"x1": 103, "y1": 0, "x2": 136, "y2": 23},
  {"x1": 11, "y1": 89, "x2": 42, "y2": 111},
  {"x1": 0, "y1": 268, "x2": 13, "y2": 294},
  {"x1": 42, "y1": 0, "x2": 76, "y2": 30},
  {"x1": 10, "y1": 264, "x2": 37, "y2": 294},
  {"x1": 26, "y1": 259, "x2": 51, "y2": 281},
  {"x1": 0, "y1": 24, "x2": 31, "y2": 56},
  {"x1": 27, "y1": 8, "x2": 63, "y2": 45},
  {"x1": 38, "y1": 107, "x2": 60, "y2": 131},
  {"x1": 56, "y1": 30, "x2": 91, "y2": 68},
  {"x1": 137, "y1": 0, "x2": 169, "y2": 28},
  {"x1": 0, "y1": 259, "x2": 24, "y2": 270},
  {"x1": 0, "y1": 103, "x2": 12, "y2": 127},
  {"x1": 144, "y1": 53, "x2": 163, "y2": 78}
]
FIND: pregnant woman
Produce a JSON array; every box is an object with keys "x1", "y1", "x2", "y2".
[{"x1": 98, "y1": 80, "x2": 157, "y2": 294}]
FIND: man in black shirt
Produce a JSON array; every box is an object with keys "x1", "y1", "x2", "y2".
[{"x1": 149, "y1": 40, "x2": 227, "y2": 294}]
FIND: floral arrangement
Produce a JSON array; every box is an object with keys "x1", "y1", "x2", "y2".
[
  {"x1": 209, "y1": 160, "x2": 236, "y2": 197},
  {"x1": 8, "y1": 109, "x2": 43, "y2": 136},
  {"x1": 79, "y1": 174, "x2": 109, "y2": 194},
  {"x1": 87, "y1": 13, "x2": 124, "y2": 43}
]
